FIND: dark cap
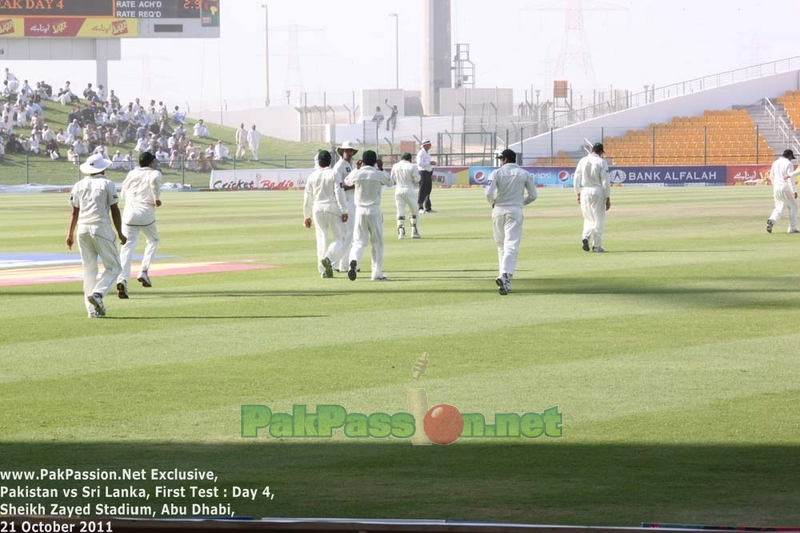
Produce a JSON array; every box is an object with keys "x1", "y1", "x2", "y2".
[
  {"x1": 495, "y1": 148, "x2": 516, "y2": 162},
  {"x1": 592, "y1": 142, "x2": 605, "y2": 154},
  {"x1": 138, "y1": 151, "x2": 156, "y2": 167},
  {"x1": 401, "y1": 152, "x2": 412, "y2": 161},
  {"x1": 362, "y1": 150, "x2": 378, "y2": 166},
  {"x1": 317, "y1": 149, "x2": 332, "y2": 167},
  {"x1": 783, "y1": 149, "x2": 796, "y2": 160}
]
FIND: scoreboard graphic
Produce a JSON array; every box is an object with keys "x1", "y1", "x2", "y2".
[{"x1": 0, "y1": 0, "x2": 220, "y2": 37}]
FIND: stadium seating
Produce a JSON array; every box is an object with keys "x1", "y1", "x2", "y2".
[
  {"x1": 603, "y1": 109, "x2": 773, "y2": 166},
  {"x1": 776, "y1": 90, "x2": 800, "y2": 130}
]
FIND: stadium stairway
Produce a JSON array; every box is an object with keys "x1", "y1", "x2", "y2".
[{"x1": 745, "y1": 99, "x2": 795, "y2": 155}]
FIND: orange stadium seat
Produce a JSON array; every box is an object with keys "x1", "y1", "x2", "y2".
[{"x1": 599, "y1": 107, "x2": 772, "y2": 166}]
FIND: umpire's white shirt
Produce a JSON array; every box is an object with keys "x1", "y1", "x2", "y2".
[
  {"x1": 485, "y1": 163, "x2": 537, "y2": 212},
  {"x1": 121, "y1": 167, "x2": 163, "y2": 225},
  {"x1": 416, "y1": 149, "x2": 432, "y2": 172},
  {"x1": 303, "y1": 168, "x2": 347, "y2": 217},
  {"x1": 345, "y1": 166, "x2": 393, "y2": 214},
  {"x1": 574, "y1": 153, "x2": 611, "y2": 198},
  {"x1": 391, "y1": 160, "x2": 420, "y2": 190}
]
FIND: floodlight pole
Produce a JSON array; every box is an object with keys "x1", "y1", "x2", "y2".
[
  {"x1": 262, "y1": 3, "x2": 270, "y2": 107},
  {"x1": 389, "y1": 13, "x2": 399, "y2": 90}
]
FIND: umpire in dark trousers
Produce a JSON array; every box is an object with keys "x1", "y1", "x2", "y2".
[{"x1": 416, "y1": 139, "x2": 436, "y2": 213}]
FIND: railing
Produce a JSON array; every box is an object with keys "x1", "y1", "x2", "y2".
[
  {"x1": 765, "y1": 98, "x2": 800, "y2": 154},
  {"x1": 512, "y1": 55, "x2": 800, "y2": 142}
]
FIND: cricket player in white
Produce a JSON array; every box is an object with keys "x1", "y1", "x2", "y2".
[
  {"x1": 574, "y1": 142, "x2": 612, "y2": 252},
  {"x1": 116, "y1": 151, "x2": 163, "y2": 298},
  {"x1": 391, "y1": 152, "x2": 421, "y2": 239},
  {"x1": 302, "y1": 150, "x2": 349, "y2": 278},
  {"x1": 485, "y1": 149, "x2": 537, "y2": 296},
  {"x1": 345, "y1": 150, "x2": 393, "y2": 281},
  {"x1": 66, "y1": 154, "x2": 127, "y2": 317},
  {"x1": 766, "y1": 149, "x2": 799, "y2": 234},
  {"x1": 333, "y1": 141, "x2": 358, "y2": 271}
]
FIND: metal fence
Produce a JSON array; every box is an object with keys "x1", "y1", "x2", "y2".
[{"x1": 0, "y1": 154, "x2": 324, "y2": 188}]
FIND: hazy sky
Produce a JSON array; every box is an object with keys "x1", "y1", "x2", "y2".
[{"x1": 2, "y1": 0, "x2": 793, "y2": 113}]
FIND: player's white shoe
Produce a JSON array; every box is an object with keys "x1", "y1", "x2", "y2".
[
  {"x1": 495, "y1": 276, "x2": 509, "y2": 296},
  {"x1": 137, "y1": 271, "x2": 152, "y2": 287},
  {"x1": 320, "y1": 257, "x2": 334, "y2": 277},
  {"x1": 398, "y1": 227, "x2": 406, "y2": 239},
  {"x1": 592, "y1": 246, "x2": 606, "y2": 253},
  {"x1": 87, "y1": 293, "x2": 106, "y2": 317},
  {"x1": 412, "y1": 230, "x2": 421, "y2": 239}
]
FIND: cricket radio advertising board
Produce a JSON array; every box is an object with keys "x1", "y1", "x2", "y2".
[{"x1": 241, "y1": 353, "x2": 563, "y2": 444}]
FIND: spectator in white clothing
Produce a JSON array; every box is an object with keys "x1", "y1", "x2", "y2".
[
  {"x1": 247, "y1": 125, "x2": 261, "y2": 161},
  {"x1": 194, "y1": 119, "x2": 210, "y2": 138},
  {"x1": 213, "y1": 139, "x2": 230, "y2": 161}
]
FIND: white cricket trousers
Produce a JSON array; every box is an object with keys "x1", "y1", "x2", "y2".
[
  {"x1": 492, "y1": 208, "x2": 523, "y2": 277},
  {"x1": 119, "y1": 221, "x2": 160, "y2": 283},
  {"x1": 313, "y1": 209, "x2": 346, "y2": 274},
  {"x1": 337, "y1": 193, "x2": 356, "y2": 271},
  {"x1": 580, "y1": 187, "x2": 606, "y2": 248},
  {"x1": 236, "y1": 143, "x2": 247, "y2": 159},
  {"x1": 770, "y1": 188, "x2": 798, "y2": 231},
  {"x1": 349, "y1": 209, "x2": 385, "y2": 279},
  {"x1": 395, "y1": 188, "x2": 418, "y2": 218},
  {"x1": 77, "y1": 224, "x2": 121, "y2": 313}
]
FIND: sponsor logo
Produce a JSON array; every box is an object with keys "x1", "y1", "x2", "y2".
[
  {"x1": 473, "y1": 170, "x2": 487, "y2": 184},
  {"x1": 557, "y1": 170, "x2": 570, "y2": 183},
  {"x1": 0, "y1": 19, "x2": 14, "y2": 36},
  {"x1": 111, "y1": 20, "x2": 129, "y2": 36},
  {"x1": 52, "y1": 20, "x2": 69, "y2": 35},
  {"x1": 609, "y1": 169, "x2": 627, "y2": 183}
]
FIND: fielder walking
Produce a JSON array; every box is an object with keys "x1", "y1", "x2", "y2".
[
  {"x1": 391, "y1": 152, "x2": 421, "y2": 239},
  {"x1": 333, "y1": 141, "x2": 358, "y2": 272},
  {"x1": 66, "y1": 153, "x2": 127, "y2": 317},
  {"x1": 485, "y1": 149, "x2": 537, "y2": 295},
  {"x1": 116, "y1": 151, "x2": 163, "y2": 298},
  {"x1": 574, "y1": 142, "x2": 611, "y2": 252},
  {"x1": 766, "y1": 149, "x2": 799, "y2": 234},
  {"x1": 345, "y1": 150, "x2": 393, "y2": 281},
  {"x1": 303, "y1": 150, "x2": 349, "y2": 277}
]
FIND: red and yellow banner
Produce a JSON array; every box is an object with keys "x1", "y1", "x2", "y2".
[{"x1": 0, "y1": 16, "x2": 137, "y2": 37}]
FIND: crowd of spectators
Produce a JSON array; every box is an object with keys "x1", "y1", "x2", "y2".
[{"x1": 1, "y1": 67, "x2": 239, "y2": 172}]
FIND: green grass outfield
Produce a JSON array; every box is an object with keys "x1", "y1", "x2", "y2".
[{"x1": 1, "y1": 186, "x2": 799, "y2": 525}]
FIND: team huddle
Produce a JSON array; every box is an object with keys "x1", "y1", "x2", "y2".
[
  {"x1": 303, "y1": 141, "x2": 435, "y2": 282},
  {"x1": 302, "y1": 141, "x2": 613, "y2": 295}
]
